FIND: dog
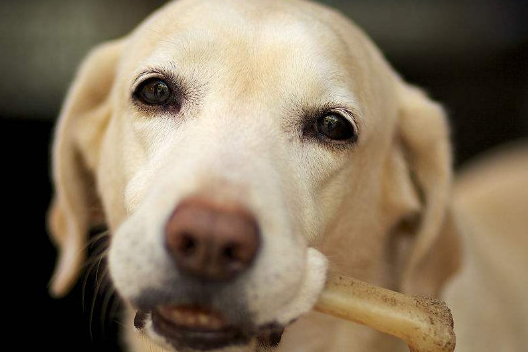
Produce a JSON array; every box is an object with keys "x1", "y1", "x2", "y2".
[{"x1": 47, "y1": 0, "x2": 528, "y2": 351}]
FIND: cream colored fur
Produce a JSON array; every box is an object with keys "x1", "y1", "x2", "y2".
[{"x1": 47, "y1": 0, "x2": 528, "y2": 351}]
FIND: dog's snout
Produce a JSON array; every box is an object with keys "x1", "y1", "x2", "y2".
[{"x1": 165, "y1": 197, "x2": 261, "y2": 281}]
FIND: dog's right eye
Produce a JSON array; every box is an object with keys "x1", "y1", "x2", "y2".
[{"x1": 134, "y1": 78, "x2": 172, "y2": 105}]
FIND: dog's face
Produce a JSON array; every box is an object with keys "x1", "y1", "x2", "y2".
[{"x1": 48, "y1": 0, "x2": 459, "y2": 351}]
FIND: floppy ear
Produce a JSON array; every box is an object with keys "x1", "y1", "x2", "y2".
[
  {"x1": 47, "y1": 39, "x2": 124, "y2": 297},
  {"x1": 386, "y1": 83, "x2": 461, "y2": 297}
]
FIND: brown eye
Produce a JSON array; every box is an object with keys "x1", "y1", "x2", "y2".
[
  {"x1": 135, "y1": 78, "x2": 171, "y2": 105},
  {"x1": 315, "y1": 113, "x2": 357, "y2": 142}
]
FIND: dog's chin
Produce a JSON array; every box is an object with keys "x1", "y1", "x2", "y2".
[{"x1": 134, "y1": 307, "x2": 284, "y2": 352}]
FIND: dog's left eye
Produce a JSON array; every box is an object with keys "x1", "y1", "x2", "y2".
[
  {"x1": 134, "y1": 78, "x2": 171, "y2": 105},
  {"x1": 314, "y1": 113, "x2": 357, "y2": 142}
]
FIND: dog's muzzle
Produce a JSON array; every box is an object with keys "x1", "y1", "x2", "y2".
[{"x1": 130, "y1": 196, "x2": 279, "y2": 350}]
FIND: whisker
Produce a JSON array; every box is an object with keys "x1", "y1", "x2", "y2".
[
  {"x1": 100, "y1": 269, "x2": 116, "y2": 336},
  {"x1": 81, "y1": 244, "x2": 109, "y2": 312},
  {"x1": 78, "y1": 228, "x2": 113, "y2": 341},
  {"x1": 88, "y1": 253, "x2": 106, "y2": 340},
  {"x1": 109, "y1": 293, "x2": 123, "y2": 327},
  {"x1": 75, "y1": 226, "x2": 123, "y2": 346}
]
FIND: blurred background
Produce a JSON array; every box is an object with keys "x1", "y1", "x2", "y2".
[{"x1": 2, "y1": 0, "x2": 526, "y2": 351}]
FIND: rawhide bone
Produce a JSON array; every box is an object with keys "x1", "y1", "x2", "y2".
[{"x1": 314, "y1": 272, "x2": 456, "y2": 352}]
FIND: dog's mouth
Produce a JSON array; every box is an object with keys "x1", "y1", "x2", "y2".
[
  {"x1": 136, "y1": 306, "x2": 284, "y2": 351},
  {"x1": 155, "y1": 305, "x2": 230, "y2": 332}
]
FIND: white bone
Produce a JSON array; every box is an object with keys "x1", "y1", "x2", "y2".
[{"x1": 315, "y1": 272, "x2": 456, "y2": 352}]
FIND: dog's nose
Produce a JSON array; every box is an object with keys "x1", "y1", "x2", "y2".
[{"x1": 165, "y1": 197, "x2": 260, "y2": 281}]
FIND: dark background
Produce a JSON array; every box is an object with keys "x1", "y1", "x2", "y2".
[{"x1": 2, "y1": 0, "x2": 527, "y2": 351}]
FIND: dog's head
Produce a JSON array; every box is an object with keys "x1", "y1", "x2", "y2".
[{"x1": 47, "y1": 0, "x2": 460, "y2": 351}]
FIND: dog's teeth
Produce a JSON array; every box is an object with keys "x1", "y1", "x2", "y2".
[
  {"x1": 210, "y1": 318, "x2": 223, "y2": 329},
  {"x1": 187, "y1": 314, "x2": 198, "y2": 326},
  {"x1": 158, "y1": 306, "x2": 228, "y2": 330},
  {"x1": 170, "y1": 310, "x2": 183, "y2": 322},
  {"x1": 198, "y1": 313, "x2": 210, "y2": 326}
]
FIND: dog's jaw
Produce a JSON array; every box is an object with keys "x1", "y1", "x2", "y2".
[{"x1": 122, "y1": 249, "x2": 328, "y2": 352}]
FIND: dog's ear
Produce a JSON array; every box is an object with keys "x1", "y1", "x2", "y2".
[
  {"x1": 385, "y1": 83, "x2": 461, "y2": 297},
  {"x1": 47, "y1": 39, "x2": 124, "y2": 297}
]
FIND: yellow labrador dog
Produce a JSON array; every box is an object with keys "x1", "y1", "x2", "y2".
[{"x1": 47, "y1": 0, "x2": 528, "y2": 351}]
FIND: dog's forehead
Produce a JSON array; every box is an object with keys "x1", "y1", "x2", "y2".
[{"x1": 123, "y1": 0, "x2": 363, "y2": 108}]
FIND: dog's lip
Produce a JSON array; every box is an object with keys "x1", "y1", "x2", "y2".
[{"x1": 147, "y1": 306, "x2": 249, "y2": 350}]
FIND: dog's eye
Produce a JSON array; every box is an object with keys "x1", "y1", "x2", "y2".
[
  {"x1": 135, "y1": 78, "x2": 171, "y2": 105},
  {"x1": 315, "y1": 113, "x2": 357, "y2": 142}
]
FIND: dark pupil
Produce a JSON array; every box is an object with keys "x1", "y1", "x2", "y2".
[
  {"x1": 141, "y1": 80, "x2": 170, "y2": 104},
  {"x1": 318, "y1": 114, "x2": 353, "y2": 140}
]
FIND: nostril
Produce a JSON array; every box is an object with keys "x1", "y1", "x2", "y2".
[
  {"x1": 178, "y1": 233, "x2": 197, "y2": 256},
  {"x1": 222, "y1": 243, "x2": 239, "y2": 262}
]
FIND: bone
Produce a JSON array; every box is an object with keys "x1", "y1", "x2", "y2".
[{"x1": 314, "y1": 272, "x2": 456, "y2": 352}]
